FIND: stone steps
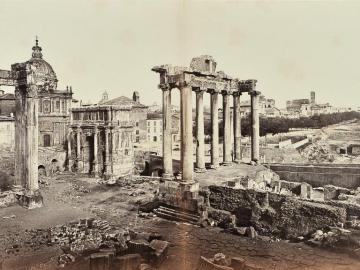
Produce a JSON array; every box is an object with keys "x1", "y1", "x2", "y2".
[{"x1": 153, "y1": 206, "x2": 200, "y2": 224}]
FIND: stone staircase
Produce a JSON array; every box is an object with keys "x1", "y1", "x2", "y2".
[{"x1": 153, "y1": 205, "x2": 200, "y2": 224}]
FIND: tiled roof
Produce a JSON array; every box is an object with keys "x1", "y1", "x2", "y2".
[{"x1": 101, "y1": 96, "x2": 147, "y2": 108}]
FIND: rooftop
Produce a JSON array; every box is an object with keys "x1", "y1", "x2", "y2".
[{"x1": 101, "y1": 96, "x2": 147, "y2": 109}]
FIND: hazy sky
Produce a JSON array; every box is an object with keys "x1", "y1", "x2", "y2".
[{"x1": 1, "y1": 0, "x2": 360, "y2": 108}]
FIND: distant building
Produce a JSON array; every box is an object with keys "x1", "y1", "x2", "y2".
[
  {"x1": 98, "y1": 92, "x2": 148, "y2": 144},
  {"x1": 286, "y1": 91, "x2": 335, "y2": 117},
  {"x1": 146, "y1": 112, "x2": 180, "y2": 143}
]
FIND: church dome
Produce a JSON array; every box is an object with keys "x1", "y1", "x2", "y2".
[{"x1": 27, "y1": 38, "x2": 58, "y2": 91}]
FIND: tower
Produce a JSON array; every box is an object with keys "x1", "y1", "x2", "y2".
[
  {"x1": 133, "y1": 91, "x2": 140, "y2": 103},
  {"x1": 310, "y1": 91, "x2": 316, "y2": 104}
]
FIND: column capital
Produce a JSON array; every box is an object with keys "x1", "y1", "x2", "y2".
[
  {"x1": 207, "y1": 88, "x2": 219, "y2": 95},
  {"x1": 233, "y1": 90, "x2": 242, "y2": 97},
  {"x1": 193, "y1": 87, "x2": 206, "y2": 94},
  {"x1": 249, "y1": 90, "x2": 261, "y2": 97},
  {"x1": 159, "y1": 83, "x2": 171, "y2": 91},
  {"x1": 221, "y1": 90, "x2": 232, "y2": 96}
]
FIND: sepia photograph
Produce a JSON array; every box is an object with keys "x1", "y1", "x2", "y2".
[{"x1": 1, "y1": 0, "x2": 360, "y2": 269}]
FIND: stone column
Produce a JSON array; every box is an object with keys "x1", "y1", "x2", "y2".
[
  {"x1": 195, "y1": 89, "x2": 206, "y2": 172},
  {"x1": 67, "y1": 129, "x2": 73, "y2": 171},
  {"x1": 76, "y1": 127, "x2": 83, "y2": 172},
  {"x1": 161, "y1": 84, "x2": 173, "y2": 179},
  {"x1": 222, "y1": 90, "x2": 232, "y2": 165},
  {"x1": 233, "y1": 92, "x2": 242, "y2": 163},
  {"x1": 209, "y1": 90, "x2": 219, "y2": 169},
  {"x1": 104, "y1": 127, "x2": 110, "y2": 178},
  {"x1": 250, "y1": 91, "x2": 260, "y2": 163},
  {"x1": 92, "y1": 126, "x2": 98, "y2": 176},
  {"x1": 180, "y1": 83, "x2": 193, "y2": 182}
]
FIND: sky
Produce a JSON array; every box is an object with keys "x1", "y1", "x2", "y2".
[{"x1": 1, "y1": 0, "x2": 360, "y2": 109}]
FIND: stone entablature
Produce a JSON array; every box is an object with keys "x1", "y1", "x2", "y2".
[{"x1": 152, "y1": 55, "x2": 261, "y2": 183}]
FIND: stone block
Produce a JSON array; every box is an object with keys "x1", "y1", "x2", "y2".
[
  {"x1": 115, "y1": 254, "x2": 141, "y2": 270},
  {"x1": 300, "y1": 182, "x2": 312, "y2": 199},
  {"x1": 90, "y1": 253, "x2": 111, "y2": 270},
  {"x1": 196, "y1": 256, "x2": 234, "y2": 270},
  {"x1": 149, "y1": 239, "x2": 169, "y2": 264},
  {"x1": 127, "y1": 239, "x2": 152, "y2": 255},
  {"x1": 244, "y1": 263, "x2": 264, "y2": 270},
  {"x1": 231, "y1": 257, "x2": 245, "y2": 270},
  {"x1": 324, "y1": 185, "x2": 349, "y2": 201}
]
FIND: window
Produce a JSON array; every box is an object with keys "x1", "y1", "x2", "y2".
[
  {"x1": 136, "y1": 130, "x2": 139, "y2": 135},
  {"x1": 147, "y1": 122, "x2": 150, "y2": 127},
  {"x1": 136, "y1": 122, "x2": 139, "y2": 127},
  {"x1": 56, "y1": 100, "x2": 60, "y2": 110},
  {"x1": 154, "y1": 121, "x2": 156, "y2": 126},
  {"x1": 43, "y1": 134, "x2": 51, "y2": 147},
  {"x1": 153, "y1": 136, "x2": 157, "y2": 142},
  {"x1": 154, "y1": 127, "x2": 156, "y2": 133},
  {"x1": 136, "y1": 136, "x2": 140, "y2": 143},
  {"x1": 125, "y1": 149, "x2": 129, "y2": 155},
  {"x1": 147, "y1": 128, "x2": 150, "y2": 133}
]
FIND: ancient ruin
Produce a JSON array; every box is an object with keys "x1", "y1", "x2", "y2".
[{"x1": 152, "y1": 55, "x2": 261, "y2": 181}]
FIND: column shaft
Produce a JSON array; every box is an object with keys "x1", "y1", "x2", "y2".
[
  {"x1": 251, "y1": 92, "x2": 260, "y2": 163},
  {"x1": 93, "y1": 127, "x2": 98, "y2": 176},
  {"x1": 210, "y1": 91, "x2": 219, "y2": 168},
  {"x1": 222, "y1": 92, "x2": 232, "y2": 164},
  {"x1": 180, "y1": 85, "x2": 193, "y2": 181},
  {"x1": 104, "y1": 128, "x2": 110, "y2": 176},
  {"x1": 195, "y1": 90, "x2": 205, "y2": 171},
  {"x1": 162, "y1": 88, "x2": 173, "y2": 178},
  {"x1": 233, "y1": 93, "x2": 242, "y2": 162},
  {"x1": 76, "y1": 128, "x2": 83, "y2": 172},
  {"x1": 67, "y1": 129, "x2": 73, "y2": 171}
]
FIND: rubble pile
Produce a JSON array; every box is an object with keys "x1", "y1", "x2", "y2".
[
  {"x1": 196, "y1": 253, "x2": 264, "y2": 270},
  {"x1": 306, "y1": 226, "x2": 360, "y2": 258},
  {"x1": 301, "y1": 141, "x2": 334, "y2": 163},
  {"x1": 49, "y1": 218, "x2": 169, "y2": 268}
]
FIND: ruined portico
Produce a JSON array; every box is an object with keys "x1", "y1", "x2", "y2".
[{"x1": 152, "y1": 56, "x2": 261, "y2": 183}]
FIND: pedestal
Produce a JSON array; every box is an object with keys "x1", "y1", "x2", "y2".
[{"x1": 16, "y1": 189, "x2": 43, "y2": 209}]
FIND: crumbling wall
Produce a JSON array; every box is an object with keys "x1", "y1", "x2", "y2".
[
  {"x1": 208, "y1": 186, "x2": 346, "y2": 239},
  {"x1": 269, "y1": 164, "x2": 360, "y2": 188}
]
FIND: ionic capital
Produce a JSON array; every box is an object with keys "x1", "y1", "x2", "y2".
[
  {"x1": 233, "y1": 90, "x2": 242, "y2": 97},
  {"x1": 249, "y1": 90, "x2": 261, "y2": 97},
  {"x1": 159, "y1": 83, "x2": 171, "y2": 91}
]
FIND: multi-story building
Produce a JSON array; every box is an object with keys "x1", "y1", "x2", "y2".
[{"x1": 146, "y1": 113, "x2": 180, "y2": 143}]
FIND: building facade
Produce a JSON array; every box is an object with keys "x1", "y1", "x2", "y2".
[{"x1": 70, "y1": 105, "x2": 135, "y2": 178}]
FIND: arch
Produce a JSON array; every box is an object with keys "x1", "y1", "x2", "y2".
[{"x1": 38, "y1": 165, "x2": 46, "y2": 176}]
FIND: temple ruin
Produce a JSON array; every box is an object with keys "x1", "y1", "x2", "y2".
[{"x1": 152, "y1": 55, "x2": 261, "y2": 183}]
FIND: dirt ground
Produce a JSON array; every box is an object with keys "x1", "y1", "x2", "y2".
[{"x1": 1, "y1": 172, "x2": 360, "y2": 270}]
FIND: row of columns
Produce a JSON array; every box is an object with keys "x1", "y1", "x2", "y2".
[
  {"x1": 161, "y1": 83, "x2": 260, "y2": 182},
  {"x1": 67, "y1": 126, "x2": 111, "y2": 176}
]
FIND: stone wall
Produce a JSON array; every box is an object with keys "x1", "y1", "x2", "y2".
[
  {"x1": 269, "y1": 163, "x2": 360, "y2": 189},
  {"x1": 208, "y1": 186, "x2": 346, "y2": 239}
]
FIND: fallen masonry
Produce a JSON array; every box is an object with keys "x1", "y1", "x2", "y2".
[
  {"x1": 196, "y1": 253, "x2": 265, "y2": 270},
  {"x1": 4, "y1": 218, "x2": 169, "y2": 269}
]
